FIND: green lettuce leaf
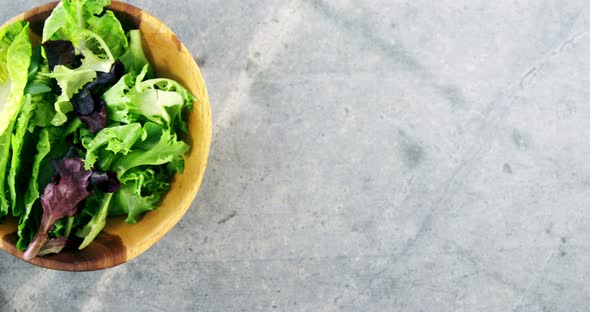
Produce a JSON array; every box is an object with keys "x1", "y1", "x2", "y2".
[
  {"x1": 110, "y1": 167, "x2": 170, "y2": 224},
  {"x1": 126, "y1": 65, "x2": 195, "y2": 133},
  {"x1": 82, "y1": 123, "x2": 145, "y2": 170},
  {"x1": 12, "y1": 56, "x2": 59, "y2": 218},
  {"x1": 0, "y1": 21, "x2": 26, "y2": 84},
  {"x1": 46, "y1": 65, "x2": 94, "y2": 126},
  {"x1": 24, "y1": 47, "x2": 52, "y2": 95},
  {"x1": 0, "y1": 22, "x2": 31, "y2": 134},
  {"x1": 112, "y1": 122, "x2": 189, "y2": 176},
  {"x1": 25, "y1": 82, "x2": 52, "y2": 95},
  {"x1": 8, "y1": 95, "x2": 35, "y2": 216},
  {"x1": 0, "y1": 134, "x2": 12, "y2": 215},
  {"x1": 120, "y1": 30, "x2": 152, "y2": 76},
  {"x1": 48, "y1": 64, "x2": 96, "y2": 98},
  {"x1": 75, "y1": 192, "x2": 113, "y2": 249},
  {"x1": 26, "y1": 50, "x2": 57, "y2": 128},
  {"x1": 43, "y1": 0, "x2": 128, "y2": 59},
  {"x1": 16, "y1": 205, "x2": 40, "y2": 251},
  {"x1": 0, "y1": 23, "x2": 32, "y2": 215},
  {"x1": 17, "y1": 129, "x2": 51, "y2": 250},
  {"x1": 86, "y1": 10, "x2": 128, "y2": 59},
  {"x1": 30, "y1": 93, "x2": 58, "y2": 129},
  {"x1": 102, "y1": 72, "x2": 136, "y2": 124},
  {"x1": 49, "y1": 216, "x2": 74, "y2": 238},
  {"x1": 9, "y1": 48, "x2": 52, "y2": 216}
]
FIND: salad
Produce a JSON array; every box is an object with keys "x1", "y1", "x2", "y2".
[{"x1": 0, "y1": 0, "x2": 195, "y2": 260}]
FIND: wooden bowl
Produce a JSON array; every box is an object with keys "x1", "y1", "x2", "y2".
[{"x1": 0, "y1": 1, "x2": 212, "y2": 271}]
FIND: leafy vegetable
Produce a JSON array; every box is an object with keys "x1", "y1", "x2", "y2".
[
  {"x1": 82, "y1": 123, "x2": 145, "y2": 170},
  {"x1": 18, "y1": 120, "x2": 82, "y2": 250},
  {"x1": 44, "y1": 46, "x2": 115, "y2": 124},
  {"x1": 110, "y1": 168, "x2": 170, "y2": 224},
  {"x1": 103, "y1": 72, "x2": 136, "y2": 123},
  {"x1": 72, "y1": 60, "x2": 124, "y2": 118},
  {"x1": 90, "y1": 170, "x2": 121, "y2": 193},
  {"x1": 0, "y1": 21, "x2": 26, "y2": 85},
  {"x1": 43, "y1": 40, "x2": 77, "y2": 70},
  {"x1": 75, "y1": 192, "x2": 113, "y2": 249},
  {"x1": 8, "y1": 95, "x2": 35, "y2": 216},
  {"x1": 23, "y1": 158, "x2": 92, "y2": 260},
  {"x1": 43, "y1": 0, "x2": 127, "y2": 59},
  {"x1": 17, "y1": 129, "x2": 52, "y2": 250},
  {"x1": 2, "y1": 0, "x2": 196, "y2": 258},
  {"x1": 0, "y1": 22, "x2": 32, "y2": 215},
  {"x1": 113, "y1": 122, "x2": 189, "y2": 176},
  {"x1": 120, "y1": 30, "x2": 151, "y2": 76},
  {"x1": 26, "y1": 53, "x2": 57, "y2": 128},
  {"x1": 78, "y1": 99, "x2": 106, "y2": 133},
  {"x1": 45, "y1": 65, "x2": 94, "y2": 125},
  {"x1": 127, "y1": 65, "x2": 194, "y2": 133}
]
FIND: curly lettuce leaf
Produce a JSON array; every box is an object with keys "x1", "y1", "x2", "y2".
[
  {"x1": 43, "y1": 0, "x2": 127, "y2": 59},
  {"x1": 102, "y1": 72, "x2": 136, "y2": 124},
  {"x1": 48, "y1": 64, "x2": 96, "y2": 99},
  {"x1": 110, "y1": 167, "x2": 170, "y2": 224},
  {"x1": 46, "y1": 66, "x2": 94, "y2": 125},
  {"x1": 45, "y1": 49, "x2": 114, "y2": 126},
  {"x1": 126, "y1": 65, "x2": 195, "y2": 133},
  {"x1": 82, "y1": 123, "x2": 145, "y2": 170},
  {"x1": 113, "y1": 122, "x2": 189, "y2": 176},
  {"x1": 43, "y1": 0, "x2": 109, "y2": 39}
]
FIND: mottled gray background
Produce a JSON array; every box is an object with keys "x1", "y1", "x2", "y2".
[{"x1": 2, "y1": 0, "x2": 590, "y2": 311}]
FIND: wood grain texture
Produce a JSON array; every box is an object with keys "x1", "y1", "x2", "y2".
[{"x1": 0, "y1": 1, "x2": 212, "y2": 271}]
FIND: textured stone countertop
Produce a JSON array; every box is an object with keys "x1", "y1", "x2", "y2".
[{"x1": 2, "y1": 1, "x2": 590, "y2": 311}]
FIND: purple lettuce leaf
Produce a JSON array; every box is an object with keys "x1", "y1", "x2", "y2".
[
  {"x1": 90, "y1": 170, "x2": 121, "y2": 193},
  {"x1": 23, "y1": 158, "x2": 92, "y2": 260},
  {"x1": 43, "y1": 40, "x2": 76, "y2": 71},
  {"x1": 79, "y1": 98, "x2": 106, "y2": 133}
]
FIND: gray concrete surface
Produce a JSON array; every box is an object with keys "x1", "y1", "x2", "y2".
[{"x1": 2, "y1": 0, "x2": 590, "y2": 311}]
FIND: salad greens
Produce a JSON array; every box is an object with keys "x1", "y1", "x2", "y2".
[
  {"x1": 0, "y1": 0, "x2": 194, "y2": 260},
  {"x1": 0, "y1": 22, "x2": 32, "y2": 216}
]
